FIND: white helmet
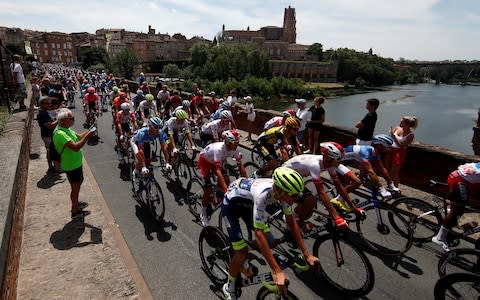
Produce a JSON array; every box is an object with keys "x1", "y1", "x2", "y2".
[
  {"x1": 221, "y1": 110, "x2": 233, "y2": 120},
  {"x1": 120, "y1": 102, "x2": 130, "y2": 111}
]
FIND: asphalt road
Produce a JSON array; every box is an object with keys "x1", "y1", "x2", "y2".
[{"x1": 69, "y1": 99, "x2": 472, "y2": 300}]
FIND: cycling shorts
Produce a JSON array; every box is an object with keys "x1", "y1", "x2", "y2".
[
  {"x1": 87, "y1": 102, "x2": 97, "y2": 112},
  {"x1": 221, "y1": 197, "x2": 254, "y2": 251}
]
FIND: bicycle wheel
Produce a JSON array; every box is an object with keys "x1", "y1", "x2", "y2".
[
  {"x1": 224, "y1": 163, "x2": 240, "y2": 181},
  {"x1": 181, "y1": 136, "x2": 197, "y2": 161},
  {"x1": 391, "y1": 197, "x2": 442, "y2": 243},
  {"x1": 186, "y1": 177, "x2": 204, "y2": 219},
  {"x1": 434, "y1": 272, "x2": 480, "y2": 300},
  {"x1": 250, "y1": 148, "x2": 262, "y2": 165},
  {"x1": 244, "y1": 162, "x2": 260, "y2": 178},
  {"x1": 198, "y1": 226, "x2": 232, "y2": 286},
  {"x1": 256, "y1": 286, "x2": 300, "y2": 300},
  {"x1": 312, "y1": 233, "x2": 375, "y2": 296},
  {"x1": 148, "y1": 181, "x2": 166, "y2": 222},
  {"x1": 438, "y1": 248, "x2": 480, "y2": 277},
  {"x1": 355, "y1": 203, "x2": 413, "y2": 256},
  {"x1": 174, "y1": 155, "x2": 192, "y2": 190}
]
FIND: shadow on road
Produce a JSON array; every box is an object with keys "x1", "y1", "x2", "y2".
[
  {"x1": 50, "y1": 218, "x2": 102, "y2": 250},
  {"x1": 135, "y1": 204, "x2": 177, "y2": 242},
  {"x1": 37, "y1": 172, "x2": 65, "y2": 189}
]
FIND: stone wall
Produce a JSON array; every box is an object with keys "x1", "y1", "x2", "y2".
[{"x1": 233, "y1": 106, "x2": 479, "y2": 193}]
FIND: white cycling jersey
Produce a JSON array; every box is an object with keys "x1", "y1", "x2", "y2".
[
  {"x1": 200, "y1": 142, "x2": 242, "y2": 165},
  {"x1": 224, "y1": 178, "x2": 291, "y2": 229},
  {"x1": 457, "y1": 162, "x2": 480, "y2": 184},
  {"x1": 201, "y1": 119, "x2": 232, "y2": 141},
  {"x1": 164, "y1": 117, "x2": 190, "y2": 135},
  {"x1": 283, "y1": 154, "x2": 352, "y2": 184}
]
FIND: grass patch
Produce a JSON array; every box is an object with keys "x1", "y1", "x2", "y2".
[
  {"x1": 0, "y1": 106, "x2": 10, "y2": 135},
  {"x1": 305, "y1": 82, "x2": 345, "y2": 89}
]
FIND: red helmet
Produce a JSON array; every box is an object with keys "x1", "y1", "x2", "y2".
[{"x1": 87, "y1": 87, "x2": 95, "y2": 94}]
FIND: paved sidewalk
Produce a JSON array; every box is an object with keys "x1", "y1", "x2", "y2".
[{"x1": 16, "y1": 123, "x2": 152, "y2": 299}]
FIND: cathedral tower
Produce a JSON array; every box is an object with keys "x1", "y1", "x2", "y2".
[{"x1": 282, "y1": 6, "x2": 296, "y2": 43}]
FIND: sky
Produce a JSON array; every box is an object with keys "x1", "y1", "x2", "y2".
[{"x1": 1, "y1": 0, "x2": 480, "y2": 61}]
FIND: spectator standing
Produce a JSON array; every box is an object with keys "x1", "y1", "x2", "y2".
[
  {"x1": 226, "y1": 89, "x2": 237, "y2": 115},
  {"x1": 243, "y1": 96, "x2": 255, "y2": 141},
  {"x1": 31, "y1": 77, "x2": 41, "y2": 108},
  {"x1": 10, "y1": 54, "x2": 27, "y2": 110},
  {"x1": 37, "y1": 96, "x2": 59, "y2": 173},
  {"x1": 295, "y1": 98, "x2": 311, "y2": 149},
  {"x1": 355, "y1": 98, "x2": 379, "y2": 145},
  {"x1": 384, "y1": 115, "x2": 419, "y2": 189},
  {"x1": 307, "y1": 96, "x2": 326, "y2": 154},
  {"x1": 53, "y1": 108, "x2": 96, "y2": 218}
]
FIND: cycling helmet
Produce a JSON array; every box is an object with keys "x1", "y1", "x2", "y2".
[
  {"x1": 221, "y1": 101, "x2": 231, "y2": 109},
  {"x1": 148, "y1": 116, "x2": 163, "y2": 128},
  {"x1": 282, "y1": 109, "x2": 296, "y2": 118},
  {"x1": 120, "y1": 103, "x2": 130, "y2": 111},
  {"x1": 222, "y1": 129, "x2": 240, "y2": 144},
  {"x1": 175, "y1": 109, "x2": 188, "y2": 120},
  {"x1": 145, "y1": 94, "x2": 154, "y2": 101},
  {"x1": 372, "y1": 134, "x2": 394, "y2": 147},
  {"x1": 112, "y1": 86, "x2": 120, "y2": 93},
  {"x1": 136, "y1": 90, "x2": 143, "y2": 96},
  {"x1": 182, "y1": 100, "x2": 191, "y2": 107},
  {"x1": 220, "y1": 110, "x2": 233, "y2": 120},
  {"x1": 87, "y1": 87, "x2": 95, "y2": 94},
  {"x1": 320, "y1": 142, "x2": 344, "y2": 161},
  {"x1": 119, "y1": 92, "x2": 127, "y2": 98},
  {"x1": 272, "y1": 167, "x2": 305, "y2": 196},
  {"x1": 284, "y1": 116, "x2": 300, "y2": 129}
]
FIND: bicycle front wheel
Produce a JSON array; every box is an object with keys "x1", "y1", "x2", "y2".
[
  {"x1": 438, "y1": 248, "x2": 480, "y2": 277},
  {"x1": 174, "y1": 155, "x2": 192, "y2": 190},
  {"x1": 355, "y1": 203, "x2": 413, "y2": 256},
  {"x1": 148, "y1": 181, "x2": 165, "y2": 222},
  {"x1": 186, "y1": 177, "x2": 204, "y2": 220},
  {"x1": 434, "y1": 272, "x2": 480, "y2": 300},
  {"x1": 198, "y1": 226, "x2": 232, "y2": 286},
  {"x1": 312, "y1": 233, "x2": 375, "y2": 297},
  {"x1": 391, "y1": 197, "x2": 442, "y2": 243},
  {"x1": 256, "y1": 285, "x2": 300, "y2": 300}
]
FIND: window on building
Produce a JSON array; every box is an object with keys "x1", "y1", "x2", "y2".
[
  {"x1": 63, "y1": 43, "x2": 66, "y2": 49},
  {"x1": 57, "y1": 43, "x2": 60, "y2": 48},
  {"x1": 44, "y1": 50, "x2": 48, "y2": 55},
  {"x1": 52, "y1": 50, "x2": 56, "y2": 55}
]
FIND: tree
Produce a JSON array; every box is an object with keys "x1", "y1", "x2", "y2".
[
  {"x1": 307, "y1": 43, "x2": 323, "y2": 61},
  {"x1": 190, "y1": 42, "x2": 209, "y2": 67},
  {"x1": 114, "y1": 48, "x2": 140, "y2": 80},
  {"x1": 79, "y1": 47, "x2": 110, "y2": 70},
  {"x1": 162, "y1": 63, "x2": 181, "y2": 78}
]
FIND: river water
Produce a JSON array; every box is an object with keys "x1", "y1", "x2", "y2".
[{"x1": 287, "y1": 83, "x2": 480, "y2": 156}]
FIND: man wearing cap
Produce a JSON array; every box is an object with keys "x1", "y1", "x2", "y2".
[
  {"x1": 295, "y1": 98, "x2": 311, "y2": 150},
  {"x1": 10, "y1": 54, "x2": 27, "y2": 110}
]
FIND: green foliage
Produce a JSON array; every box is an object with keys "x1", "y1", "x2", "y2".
[
  {"x1": 79, "y1": 47, "x2": 110, "y2": 70},
  {"x1": 162, "y1": 63, "x2": 181, "y2": 78},
  {"x1": 4, "y1": 43, "x2": 25, "y2": 56},
  {"x1": 307, "y1": 43, "x2": 323, "y2": 61},
  {"x1": 88, "y1": 63, "x2": 106, "y2": 72},
  {"x1": 113, "y1": 48, "x2": 140, "y2": 80}
]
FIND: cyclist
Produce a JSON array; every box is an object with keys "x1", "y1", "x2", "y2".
[
  {"x1": 115, "y1": 103, "x2": 138, "y2": 160},
  {"x1": 171, "y1": 99, "x2": 193, "y2": 120},
  {"x1": 131, "y1": 90, "x2": 145, "y2": 110},
  {"x1": 221, "y1": 167, "x2": 318, "y2": 300},
  {"x1": 263, "y1": 109, "x2": 296, "y2": 131},
  {"x1": 191, "y1": 90, "x2": 210, "y2": 125},
  {"x1": 282, "y1": 142, "x2": 365, "y2": 231},
  {"x1": 82, "y1": 87, "x2": 101, "y2": 127},
  {"x1": 112, "y1": 92, "x2": 128, "y2": 119},
  {"x1": 163, "y1": 109, "x2": 196, "y2": 161},
  {"x1": 210, "y1": 100, "x2": 232, "y2": 121},
  {"x1": 343, "y1": 134, "x2": 398, "y2": 199},
  {"x1": 137, "y1": 93, "x2": 158, "y2": 123},
  {"x1": 432, "y1": 162, "x2": 480, "y2": 251},
  {"x1": 253, "y1": 117, "x2": 301, "y2": 177},
  {"x1": 130, "y1": 117, "x2": 171, "y2": 187},
  {"x1": 197, "y1": 129, "x2": 247, "y2": 226},
  {"x1": 200, "y1": 110, "x2": 234, "y2": 147},
  {"x1": 156, "y1": 84, "x2": 170, "y2": 114}
]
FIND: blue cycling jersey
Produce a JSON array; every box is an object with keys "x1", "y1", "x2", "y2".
[
  {"x1": 131, "y1": 127, "x2": 167, "y2": 145},
  {"x1": 343, "y1": 145, "x2": 380, "y2": 162}
]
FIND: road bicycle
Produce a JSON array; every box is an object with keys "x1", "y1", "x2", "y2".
[
  {"x1": 308, "y1": 177, "x2": 414, "y2": 257},
  {"x1": 391, "y1": 180, "x2": 480, "y2": 248},
  {"x1": 259, "y1": 201, "x2": 375, "y2": 296},
  {"x1": 438, "y1": 248, "x2": 480, "y2": 278},
  {"x1": 130, "y1": 163, "x2": 166, "y2": 223},
  {"x1": 115, "y1": 131, "x2": 133, "y2": 164},
  {"x1": 66, "y1": 89, "x2": 76, "y2": 109},
  {"x1": 198, "y1": 225, "x2": 301, "y2": 299},
  {"x1": 433, "y1": 272, "x2": 480, "y2": 300},
  {"x1": 186, "y1": 161, "x2": 241, "y2": 222}
]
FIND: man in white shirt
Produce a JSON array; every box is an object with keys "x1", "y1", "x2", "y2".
[
  {"x1": 10, "y1": 55, "x2": 27, "y2": 110},
  {"x1": 295, "y1": 98, "x2": 311, "y2": 151}
]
